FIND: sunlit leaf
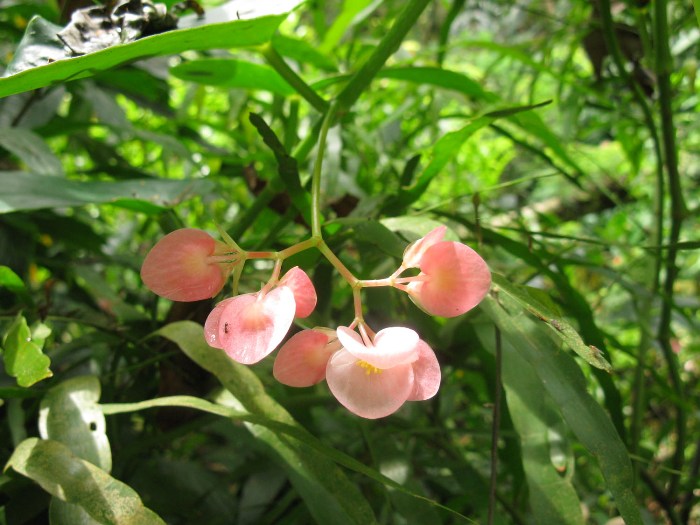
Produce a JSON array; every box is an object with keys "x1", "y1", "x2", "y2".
[
  {"x1": 1, "y1": 314, "x2": 52, "y2": 387},
  {"x1": 38, "y1": 376, "x2": 111, "y2": 471},
  {"x1": 5, "y1": 438, "x2": 165, "y2": 525}
]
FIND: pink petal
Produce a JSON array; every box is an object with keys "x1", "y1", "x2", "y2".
[
  {"x1": 326, "y1": 350, "x2": 414, "y2": 419},
  {"x1": 402, "y1": 226, "x2": 446, "y2": 268},
  {"x1": 279, "y1": 267, "x2": 317, "y2": 318},
  {"x1": 408, "y1": 241, "x2": 491, "y2": 317},
  {"x1": 141, "y1": 228, "x2": 228, "y2": 302},
  {"x1": 217, "y1": 287, "x2": 296, "y2": 364},
  {"x1": 204, "y1": 297, "x2": 236, "y2": 349},
  {"x1": 407, "y1": 340, "x2": 441, "y2": 401},
  {"x1": 336, "y1": 326, "x2": 419, "y2": 369},
  {"x1": 273, "y1": 329, "x2": 338, "y2": 387}
]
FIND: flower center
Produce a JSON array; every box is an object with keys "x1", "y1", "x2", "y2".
[{"x1": 356, "y1": 360, "x2": 382, "y2": 375}]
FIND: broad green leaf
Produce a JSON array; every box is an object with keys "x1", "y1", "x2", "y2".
[
  {"x1": 492, "y1": 273, "x2": 612, "y2": 371},
  {"x1": 272, "y1": 34, "x2": 337, "y2": 72},
  {"x1": 0, "y1": 128, "x2": 64, "y2": 176},
  {"x1": 156, "y1": 321, "x2": 378, "y2": 525},
  {"x1": 0, "y1": 171, "x2": 213, "y2": 213},
  {"x1": 0, "y1": 4, "x2": 296, "y2": 99},
  {"x1": 1, "y1": 313, "x2": 52, "y2": 387},
  {"x1": 481, "y1": 296, "x2": 642, "y2": 525},
  {"x1": 50, "y1": 499, "x2": 102, "y2": 525},
  {"x1": 170, "y1": 59, "x2": 294, "y2": 96},
  {"x1": 38, "y1": 376, "x2": 111, "y2": 471},
  {"x1": 486, "y1": 330, "x2": 584, "y2": 525},
  {"x1": 100, "y1": 393, "x2": 475, "y2": 523},
  {"x1": 5, "y1": 438, "x2": 165, "y2": 525},
  {"x1": 353, "y1": 220, "x2": 406, "y2": 259}
]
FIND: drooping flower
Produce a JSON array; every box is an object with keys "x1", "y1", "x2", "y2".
[
  {"x1": 325, "y1": 326, "x2": 441, "y2": 419},
  {"x1": 205, "y1": 286, "x2": 296, "y2": 364},
  {"x1": 273, "y1": 328, "x2": 339, "y2": 387},
  {"x1": 141, "y1": 228, "x2": 234, "y2": 302},
  {"x1": 403, "y1": 228, "x2": 491, "y2": 318},
  {"x1": 204, "y1": 267, "x2": 317, "y2": 365},
  {"x1": 402, "y1": 225, "x2": 446, "y2": 268},
  {"x1": 279, "y1": 266, "x2": 317, "y2": 318}
]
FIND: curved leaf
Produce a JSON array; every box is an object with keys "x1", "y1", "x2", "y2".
[
  {"x1": 482, "y1": 296, "x2": 642, "y2": 525},
  {"x1": 38, "y1": 376, "x2": 111, "y2": 471},
  {"x1": 0, "y1": 3, "x2": 296, "y2": 99},
  {"x1": 5, "y1": 438, "x2": 165, "y2": 525},
  {"x1": 156, "y1": 320, "x2": 378, "y2": 525}
]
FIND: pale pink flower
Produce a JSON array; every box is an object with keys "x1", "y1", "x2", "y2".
[
  {"x1": 402, "y1": 225, "x2": 446, "y2": 268},
  {"x1": 405, "y1": 236, "x2": 491, "y2": 318},
  {"x1": 273, "y1": 328, "x2": 339, "y2": 387},
  {"x1": 204, "y1": 267, "x2": 317, "y2": 365},
  {"x1": 325, "y1": 326, "x2": 441, "y2": 419},
  {"x1": 279, "y1": 267, "x2": 317, "y2": 318},
  {"x1": 141, "y1": 228, "x2": 234, "y2": 302},
  {"x1": 204, "y1": 286, "x2": 296, "y2": 364}
]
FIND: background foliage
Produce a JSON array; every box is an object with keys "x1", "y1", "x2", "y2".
[{"x1": 0, "y1": 0, "x2": 698, "y2": 523}]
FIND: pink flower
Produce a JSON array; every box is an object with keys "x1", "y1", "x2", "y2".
[
  {"x1": 325, "y1": 326, "x2": 441, "y2": 419},
  {"x1": 204, "y1": 287, "x2": 296, "y2": 364},
  {"x1": 141, "y1": 228, "x2": 234, "y2": 302},
  {"x1": 273, "y1": 328, "x2": 339, "y2": 387},
  {"x1": 403, "y1": 228, "x2": 491, "y2": 318},
  {"x1": 204, "y1": 267, "x2": 317, "y2": 365},
  {"x1": 279, "y1": 266, "x2": 317, "y2": 318}
]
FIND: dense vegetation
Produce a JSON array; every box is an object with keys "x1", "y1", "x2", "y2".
[{"x1": 0, "y1": 0, "x2": 698, "y2": 523}]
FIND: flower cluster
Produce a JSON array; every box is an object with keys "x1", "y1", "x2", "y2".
[{"x1": 141, "y1": 226, "x2": 491, "y2": 419}]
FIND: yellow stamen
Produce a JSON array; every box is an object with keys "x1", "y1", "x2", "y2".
[{"x1": 356, "y1": 361, "x2": 382, "y2": 375}]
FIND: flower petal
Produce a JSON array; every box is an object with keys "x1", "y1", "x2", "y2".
[
  {"x1": 279, "y1": 266, "x2": 317, "y2": 318},
  {"x1": 141, "y1": 228, "x2": 228, "y2": 302},
  {"x1": 407, "y1": 340, "x2": 441, "y2": 401},
  {"x1": 336, "y1": 326, "x2": 419, "y2": 369},
  {"x1": 273, "y1": 329, "x2": 337, "y2": 387},
  {"x1": 326, "y1": 350, "x2": 414, "y2": 419},
  {"x1": 402, "y1": 225, "x2": 447, "y2": 268},
  {"x1": 204, "y1": 297, "x2": 236, "y2": 349},
  {"x1": 409, "y1": 241, "x2": 491, "y2": 317},
  {"x1": 218, "y1": 287, "x2": 296, "y2": 364}
]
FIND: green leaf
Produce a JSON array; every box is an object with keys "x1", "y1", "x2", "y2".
[
  {"x1": 378, "y1": 67, "x2": 492, "y2": 101},
  {"x1": 1, "y1": 313, "x2": 52, "y2": 387},
  {"x1": 319, "y1": 0, "x2": 378, "y2": 54},
  {"x1": 481, "y1": 296, "x2": 642, "y2": 525},
  {"x1": 0, "y1": 266, "x2": 30, "y2": 301},
  {"x1": 0, "y1": 5, "x2": 294, "y2": 99},
  {"x1": 272, "y1": 33, "x2": 337, "y2": 72},
  {"x1": 492, "y1": 273, "x2": 612, "y2": 371},
  {"x1": 156, "y1": 321, "x2": 378, "y2": 525},
  {"x1": 248, "y1": 112, "x2": 313, "y2": 226},
  {"x1": 50, "y1": 499, "x2": 102, "y2": 525},
  {"x1": 5, "y1": 438, "x2": 165, "y2": 525},
  {"x1": 38, "y1": 376, "x2": 111, "y2": 471},
  {"x1": 0, "y1": 127, "x2": 64, "y2": 176},
  {"x1": 353, "y1": 220, "x2": 406, "y2": 259},
  {"x1": 490, "y1": 330, "x2": 585, "y2": 525},
  {"x1": 0, "y1": 171, "x2": 213, "y2": 213},
  {"x1": 170, "y1": 59, "x2": 294, "y2": 96}
]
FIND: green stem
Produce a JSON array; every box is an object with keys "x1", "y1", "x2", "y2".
[
  {"x1": 260, "y1": 43, "x2": 330, "y2": 113},
  {"x1": 317, "y1": 241, "x2": 358, "y2": 287},
  {"x1": 653, "y1": 0, "x2": 687, "y2": 502},
  {"x1": 310, "y1": 103, "x2": 339, "y2": 238},
  {"x1": 336, "y1": 0, "x2": 431, "y2": 111},
  {"x1": 597, "y1": 0, "x2": 666, "y2": 473}
]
